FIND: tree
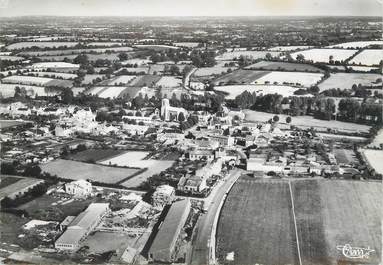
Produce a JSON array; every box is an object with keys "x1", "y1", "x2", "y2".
[
  {"x1": 118, "y1": 52, "x2": 129, "y2": 61},
  {"x1": 178, "y1": 112, "x2": 185, "y2": 122},
  {"x1": 1, "y1": 163, "x2": 16, "y2": 175},
  {"x1": 265, "y1": 52, "x2": 273, "y2": 60},
  {"x1": 296, "y1": 54, "x2": 305, "y2": 62},
  {"x1": 273, "y1": 115, "x2": 280, "y2": 122},
  {"x1": 61, "y1": 87, "x2": 74, "y2": 104},
  {"x1": 73, "y1": 54, "x2": 89, "y2": 65},
  {"x1": 286, "y1": 116, "x2": 292, "y2": 124},
  {"x1": 23, "y1": 164, "x2": 42, "y2": 177}
]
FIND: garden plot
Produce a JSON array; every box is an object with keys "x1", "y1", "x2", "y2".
[
  {"x1": 245, "y1": 61, "x2": 324, "y2": 72},
  {"x1": 349, "y1": 49, "x2": 383, "y2": 66},
  {"x1": 327, "y1": 40, "x2": 383, "y2": 48},
  {"x1": 213, "y1": 69, "x2": 270, "y2": 85},
  {"x1": 156, "y1": 76, "x2": 182, "y2": 87},
  {"x1": 291, "y1": 48, "x2": 357, "y2": 63},
  {"x1": 268, "y1": 45, "x2": 313, "y2": 51},
  {"x1": 216, "y1": 50, "x2": 280, "y2": 61},
  {"x1": 252, "y1": 71, "x2": 324, "y2": 87},
  {"x1": 40, "y1": 159, "x2": 141, "y2": 184},
  {"x1": 98, "y1": 86, "x2": 130, "y2": 98},
  {"x1": 6, "y1": 41, "x2": 79, "y2": 50},
  {"x1": 100, "y1": 151, "x2": 174, "y2": 188},
  {"x1": 318, "y1": 73, "x2": 382, "y2": 91},
  {"x1": 215, "y1": 84, "x2": 299, "y2": 99}
]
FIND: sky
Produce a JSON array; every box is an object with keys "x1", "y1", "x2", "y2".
[{"x1": 0, "y1": 0, "x2": 381, "y2": 17}]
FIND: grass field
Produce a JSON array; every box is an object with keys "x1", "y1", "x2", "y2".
[
  {"x1": 130, "y1": 75, "x2": 162, "y2": 87},
  {"x1": 318, "y1": 73, "x2": 382, "y2": 91},
  {"x1": 19, "y1": 47, "x2": 134, "y2": 57},
  {"x1": 244, "y1": 109, "x2": 371, "y2": 133},
  {"x1": 245, "y1": 61, "x2": 324, "y2": 72},
  {"x1": 66, "y1": 149, "x2": 126, "y2": 162},
  {"x1": 216, "y1": 51, "x2": 280, "y2": 61},
  {"x1": 0, "y1": 83, "x2": 48, "y2": 98},
  {"x1": 327, "y1": 41, "x2": 383, "y2": 49},
  {"x1": 215, "y1": 84, "x2": 299, "y2": 99},
  {"x1": 26, "y1": 72, "x2": 77, "y2": 79},
  {"x1": 291, "y1": 48, "x2": 357, "y2": 63},
  {"x1": 40, "y1": 159, "x2": 141, "y2": 184},
  {"x1": 0, "y1": 120, "x2": 30, "y2": 129},
  {"x1": 216, "y1": 178, "x2": 298, "y2": 265},
  {"x1": 6, "y1": 42, "x2": 79, "y2": 50},
  {"x1": 349, "y1": 49, "x2": 383, "y2": 66},
  {"x1": 213, "y1": 69, "x2": 270, "y2": 85},
  {"x1": 0, "y1": 55, "x2": 24, "y2": 61},
  {"x1": 269, "y1": 46, "x2": 313, "y2": 51},
  {"x1": 252, "y1": 71, "x2": 324, "y2": 87},
  {"x1": 363, "y1": 149, "x2": 383, "y2": 174},
  {"x1": 217, "y1": 178, "x2": 382, "y2": 265}
]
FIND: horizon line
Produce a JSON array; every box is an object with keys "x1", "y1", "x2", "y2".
[{"x1": 0, "y1": 15, "x2": 381, "y2": 18}]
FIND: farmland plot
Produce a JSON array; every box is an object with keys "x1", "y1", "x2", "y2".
[
  {"x1": 291, "y1": 48, "x2": 357, "y2": 63},
  {"x1": 130, "y1": 75, "x2": 162, "y2": 87},
  {"x1": 213, "y1": 69, "x2": 270, "y2": 85},
  {"x1": 216, "y1": 178, "x2": 298, "y2": 265},
  {"x1": 269, "y1": 45, "x2": 313, "y2": 51},
  {"x1": 0, "y1": 55, "x2": 24, "y2": 61},
  {"x1": 156, "y1": 76, "x2": 182, "y2": 87},
  {"x1": 100, "y1": 75, "x2": 137, "y2": 86},
  {"x1": 134, "y1": 44, "x2": 179, "y2": 51},
  {"x1": 245, "y1": 61, "x2": 324, "y2": 72},
  {"x1": 327, "y1": 40, "x2": 383, "y2": 48},
  {"x1": 98, "y1": 86, "x2": 130, "y2": 98},
  {"x1": 348, "y1": 66, "x2": 379, "y2": 72},
  {"x1": 215, "y1": 84, "x2": 299, "y2": 99},
  {"x1": 363, "y1": 149, "x2": 383, "y2": 174},
  {"x1": 29, "y1": 62, "x2": 79, "y2": 69},
  {"x1": 318, "y1": 73, "x2": 382, "y2": 91},
  {"x1": 2, "y1": 75, "x2": 54, "y2": 86},
  {"x1": 216, "y1": 51, "x2": 280, "y2": 61},
  {"x1": 174, "y1": 42, "x2": 200, "y2": 48},
  {"x1": 19, "y1": 47, "x2": 134, "y2": 57},
  {"x1": 349, "y1": 49, "x2": 383, "y2": 66},
  {"x1": 0, "y1": 83, "x2": 48, "y2": 98},
  {"x1": 40, "y1": 159, "x2": 141, "y2": 184},
  {"x1": 6, "y1": 41, "x2": 79, "y2": 50},
  {"x1": 26, "y1": 72, "x2": 77, "y2": 79},
  {"x1": 66, "y1": 149, "x2": 126, "y2": 162},
  {"x1": 252, "y1": 71, "x2": 324, "y2": 87},
  {"x1": 81, "y1": 74, "x2": 104, "y2": 85},
  {"x1": 86, "y1": 42, "x2": 124, "y2": 47}
]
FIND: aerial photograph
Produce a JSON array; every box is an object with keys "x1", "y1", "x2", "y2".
[{"x1": 0, "y1": 0, "x2": 381, "y2": 264}]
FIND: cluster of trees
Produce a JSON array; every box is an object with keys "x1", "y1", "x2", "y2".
[
  {"x1": 190, "y1": 50, "x2": 216, "y2": 67},
  {"x1": 149, "y1": 49, "x2": 189, "y2": 64},
  {"x1": 179, "y1": 115, "x2": 199, "y2": 131},
  {"x1": 1, "y1": 181, "x2": 49, "y2": 208}
]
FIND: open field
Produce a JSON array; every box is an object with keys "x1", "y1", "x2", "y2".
[
  {"x1": 216, "y1": 51, "x2": 280, "y2": 61},
  {"x1": 0, "y1": 83, "x2": 49, "y2": 98},
  {"x1": 252, "y1": 71, "x2": 324, "y2": 87},
  {"x1": 174, "y1": 42, "x2": 200, "y2": 48},
  {"x1": 327, "y1": 40, "x2": 383, "y2": 48},
  {"x1": 291, "y1": 48, "x2": 357, "y2": 63},
  {"x1": 99, "y1": 151, "x2": 175, "y2": 188},
  {"x1": 0, "y1": 55, "x2": 24, "y2": 61},
  {"x1": 333, "y1": 149, "x2": 358, "y2": 164},
  {"x1": 245, "y1": 61, "x2": 324, "y2": 72},
  {"x1": 134, "y1": 44, "x2": 179, "y2": 51},
  {"x1": 97, "y1": 86, "x2": 129, "y2": 98},
  {"x1": 129, "y1": 75, "x2": 162, "y2": 87},
  {"x1": 156, "y1": 76, "x2": 182, "y2": 87},
  {"x1": 213, "y1": 69, "x2": 270, "y2": 85},
  {"x1": 40, "y1": 159, "x2": 141, "y2": 184},
  {"x1": 349, "y1": 49, "x2": 383, "y2": 66},
  {"x1": 363, "y1": 149, "x2": 383, "y2": 174},
  {"x1": 216, "y1": 178, "x2": 298, "y2": 265},
  {"x1": 0, "y1": 120, "x2": 31, "y2": 129},
  {"x1": 26, "y1": 72, "x2": 77, "y2": 79},
  {"x1": 194, "y1": 66, "x2": 232, "y2": 77},
  {"x1": 348, "y1": 66, "x2": 379, "y2": 72},
  {"x1": 217, "y1": 178, "x2": 382, "y2": 265},
  {"x1": 6, "y1": 42, "x2": 79, "y2": 50},
  {"x1": 100, "y1": 75, "x2": 137, "y2": 86},
  {"x1": 215, "y1": 84, "x2": 299, "y2": 99},
  {"x1": 29, "y1": 62, "x2": 79, "y2": 69},
  {"x1": 244, "y1": 109, "x2": 371, "y2": 133},
  {"x1": 0, "y1": 176, "x2": 43, "y2": 200},
  {"x1": 2, "y1": 75, "x2": 73, "y2": 88},
  {"x1": 19, "y1": 47, "x2": 134, "y2": 57},
  {"x1": 318, "y1": 73, "x2": 382, "y2": 91},
  {"x1": 66, "y1": 149, "x2": 126, "y2": 162},
  {"x1": 368, "y1": 129, "x2": 383, "y2": 148}
]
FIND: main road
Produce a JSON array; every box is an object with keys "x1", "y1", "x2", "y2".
[{"x1": 188, "y1": 168, "x2": 242, "y2": 265}]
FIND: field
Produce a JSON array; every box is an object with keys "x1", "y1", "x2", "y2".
[
  {"x1": 318, "y1": 73, "x2": 382, "y2": 91},
  {"x1": 0, "y1": 175, "x2": 21, "y2": 190},
  {"x1": 174, "y1": 42, "x2": 200, "y2": 48},
  {"x1": 100, "y1": 75, "x2": 137, "y2": 86},
  {"x1": 27, "y1": 72, "x2": 77, "y2": 79},
  {"x1": 0, "y1": 55, "x2": 24, "y2": 61},
  {"x1": 363, "y1": 149, "x2": 383, "y2": 174},
  {"x1": 87, "y1": 42, "x2": 124, "y2": 47},
  {"x1": 81, "y1": 74, "x2": 104, "y2": 85},
  {"x1": 156, "y1": 76, "x2": 182, "y2": 87},
  {"x1": 19, "y1": 47, "x2": 134, "y2": 57},
  {"x1": 99, "y1": 151, "x2": 175, "y2": 188},
  {"x1": 215, "y1": 84, "x2": 299, "y2": 99},
  {"x1": 245, "y1": 61, "x2": 324, "y2": 73},
  {"x1": 134, "y1": 44, "x2": 179, "y2": 51},
  {"x1": 269, "y1": 46, "x2": 312, "y2": 51},
  {"x1": 291, "y1": 48, "x2": 357, "y2": 63},
  {"x1": 129, "y1": 75, "x2": 162, "y2": 87},
  {"x1": 244, "y1": 109, "x2": 371, "y2": 133},
  {"x1": 252, "y1": 71, "x2": 324, "y2": 87},
  {"x1": 215, "y1": 51, "x2": 280, "y2": 61},
  {"x1": 217, "y1": 178, "x2": 382, "y2": 265},
  {"x1": 213, "y1": 69, "x2": 270, "y2": 85},
  {"x1": 6, "y1": 42, "x2": 79, "y2": 50},
  {"x1": 30, "y1": 62, "x2": 79, "y2": 69},
  {"x1": 333, "y1": 149, "x2": 358, "y2": 164},
  {"x1": 327, "y1": 40, "x2": 383, "y2": 48},
  {"x1": 349, "y1": 49, "x2": 383, "y2": 66},
  {"x1": 368, "y1": 129, "x2": 383, "y2": 148},
  {"x1": 66, "y1": 149, "x2": 126, "y2": 162},
  {"x1": 0, "y1": 83, "x2": 48, "y2": 98},
  {"x1": 40, "y1": 159, "x2": 141, "y2": 184},
  {"x1": 216, "y1": 178, "x2": 298, "y2": 265},
  {"x1": 2, "y1": 75, "x2": 54, "y2": 86},
  {"x1": 349, "y1": 66, "x2": 379, "y2": 72},
  {"x1": 0, "y1": 177, "x2": 43, "y2": 199},
  {"x1": 0, "y1": 120, "x2": 29, "y2": 129}
]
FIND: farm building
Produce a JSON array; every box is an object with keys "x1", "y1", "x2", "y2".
[
  {"x1": 148, "y1": 199, "x2": 190, "y2": 263},
  {"x1": 65, "y1": 180, "x2": 92, "y2": 197},
  {"x1": 55, "y1": 203, "x2": 110, "y2": 251}
]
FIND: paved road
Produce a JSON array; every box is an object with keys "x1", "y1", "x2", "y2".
[{"x1": 188, "y1": 169, "x2": 242, "y2": 265}]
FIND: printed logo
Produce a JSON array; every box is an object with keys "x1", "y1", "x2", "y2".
[{"x1": 336, "y1": 244, "x2": 375, "y2": 259}]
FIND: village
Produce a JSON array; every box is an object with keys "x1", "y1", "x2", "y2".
[{"x1": 0, "y1": 15, "x2": 382, "y2": 265}]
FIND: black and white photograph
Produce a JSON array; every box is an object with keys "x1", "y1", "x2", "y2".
[{"x1": 0, "y1": 0, "x2": 382, "y2": 264}]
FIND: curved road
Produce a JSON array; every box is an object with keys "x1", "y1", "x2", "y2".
[{"x1": 188, "y1": 168, "x2": 242, "y2": 265}]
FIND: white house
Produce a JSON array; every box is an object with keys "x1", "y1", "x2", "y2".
[{"x1": 65, "y1": 180, "x2": 92, "y2": 197}]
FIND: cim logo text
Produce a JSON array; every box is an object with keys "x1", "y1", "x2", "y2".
[{"x1": 336, "y1": 244, "x2": 375, "y2": 259}]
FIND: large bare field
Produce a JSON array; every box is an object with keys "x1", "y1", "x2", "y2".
[
  {"x1": 363, "y1": 149, "x2": 383, "y2": 174},
  {"x1": 40, "y1": 159, "x2": 141, "y2": 184},
  {"x1": 318, "y1": 73, "x2": 382, "y2": 91},
  {"x1": 215, "y1": 51, "x2": 280, "y2": 61},
  {"x1": 19, "y1": 47, "x2": 134, "y2": 57},
  {"x1": 245, "y1": 60, "x2": 324, "y2": 73},
  {"x1": 244, "y1": 109, "x2": 371, "y2": 133},
  {"x1": 6, "y1": 42, "x2": 79, "y2": 50},
  {"x1": 217, "y1": 178, "x2": 382, "y2": 265},
  {"x1": 66, "y1": 149, "x2": 126, "y2": 162},
  {"x1": 0, "y1": 83, "x2": 48, "y2": 98},
  {"x1": 215, "y1": 84, "x2": 299, "y2": 99},
  {"x1": 269, "y1": 45, "x2": 313, "y2": 51},
  {"x1": 213, "y1": 69, "x2": 270, "y2": 85},
  {"x1": 291, "y1": 48, "x2": 357, "y2": 63},
  {"x1": 349, "y1": 49, "x2": 383, "y2": 66},
  {"x1": 216, "y1": 178, "x2": 298, "y2": 265},
  {"x1": 252, "y1": 71, "x2": 324, "y2": 87},
  {"x1": 327, "y1": 40, "x2": 383, "y2": 48}
]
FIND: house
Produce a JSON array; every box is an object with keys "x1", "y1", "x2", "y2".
[
  {"x1": 65, "y1": 180, "x2": 92, "y2": 197},
  {"x1": 215, "y1": 148, "x2": 239, "y2": 163},
  {"x1": 123, "y1": 124, "x2": 149, "y2": 135},
  {"x1": 189, "y1": 149, "x2": 214, "y2": 161},
  {"x1": 195, "y1": 159, "x2": 222, "y2": 179},
  {"x1": 189, "y1": 81, "x2": 205, "y2": 90},
  {"x1": 55, "y1": 203, "x2": 110, "y2": 251},
  {"x1": 209, "y1": 135, "x2": 234, "y2": 147},
  {"x1": 177, "y1": 176, "x2": 207, "y2": 193},
  {"x1": 152, "y1": 185, "x2": 175, "y2": 208},
  {"x1": 148, "y1": 199, "x2": 190, "y2": 263}
]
